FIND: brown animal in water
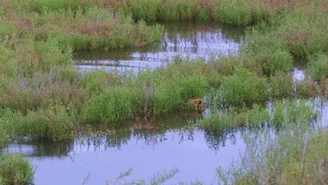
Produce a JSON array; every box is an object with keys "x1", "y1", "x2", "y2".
[{"x1": 186, "y1": 98, "x2": 208, "y2": 110}]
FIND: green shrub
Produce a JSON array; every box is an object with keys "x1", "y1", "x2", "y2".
[
  {"x1": 219, "y1": 0, "x2": 253, "y2": 26},
  {"x1": 199, "y1": 109, "x2": 240, "y2": 132},
  {"x1": 0, "y1": 71, "x2": 86, "y2": 115},
  {"x1": 82, "y1": 87, "x2": 133, "y2": 125},
  {"x1": 26, "y1": 103, "x2": 75, "y2": 141},
  {"x1": 295, "y1": 77, "x2": 321, "y2": 98},
  {"x1": 0, "y1": 104, "x2": 75, "y2": 141},
  {"x1": 320, "y1": 77, "x2": 328, "y2": 98},
  {"x1": 245, "y1": 104, "x2": 270, "y2": 128},
  {"x1": 82, "y1": 70, "x2": 122, "y2": 96},
  {"x1": 275, "y1": 7, "x2": 328, "y2": 58},
  {"x1": 0, "y1": 21, "x2": 17, "y2": 37},
  {"x1": 0, "y1": 155, "x2": 34, "y2": 185},
  {"x1": 179, "y1": 75, "x2": 209, "y2": 101},
  {"x1": 200, "y1": 99, "x2": 317, "y2": 132},
  {"x1": 218, "y1": 68, "x2": 269, "y2": 106},
  {"x1": 242, "y1": 30, "x2": 293, "y2": 76},
  {"x1": 272, "y1": 99, "x2": 318, "y2": 127},
  {"x1": 130, "y1": 0, "x2": 161, "y2": 21},
  {"x1": 160, "y1": 1, "x2": 189, "y2": 20},
  {"x1": 199, "y1": 104, "x2": 270, "y2": 132},
  {"x1": 218, "y1": 0, "x2": 270, "y2": 26},
  {"x1": 0, "y1": 124, "x2": 9, "y2": 149},
  {"x1": 269, "y1": 73, "x2": 295, "y2": 98},
  {"x1": 28, "y1": 0, "x2": 90, "y2": 14},
  {"x1": 306, "y1": 52, "x2": 328, "y2": 81},
  {"x1": 161, "y1": 0, "x2": 196, "y2": 21},
  {"x1": 153, "y1": 75, "x2": 208, "y2": 113}
]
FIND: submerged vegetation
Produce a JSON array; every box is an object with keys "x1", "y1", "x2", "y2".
[
  {"x1": 1, "y1": 0, "x2": 328, "y2": 184},
  {"x1": 217, "y1": 108, "x2": 327, "y2": 185}
]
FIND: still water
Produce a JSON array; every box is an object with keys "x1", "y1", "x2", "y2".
[
  {"x1": 6, "y1": 114, "x2": 245, "y2": 185},
  {"x1": 73, "y1": 21, "x2": 244, "y2": 73}
]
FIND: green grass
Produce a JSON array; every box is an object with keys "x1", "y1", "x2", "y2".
[
  {"x1": 0, "y1": 104, "x2": 75, "y2": 141},
  {"x1": 0, "y1": 155, "x2": 35, "y2": 185},
  {"x1": 217, "y1": 68, "x2": 269, "y2": 106},
  {"x1": 199, "y1": 99, "x2": 319, "y2": 133},
  {"x1": 0, "y1": 125, "x2": 9, "y2": 149},
  {"x1": 306, "y1": 52, "x2": 328, "y2": 81},
  {"x1": 217, "y1": 106, "x2": 327, "y2": 185}
]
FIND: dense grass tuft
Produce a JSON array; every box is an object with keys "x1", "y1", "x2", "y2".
[
  {"x1": 0, "y1": 155, "x2": 35, "y2": 185},
  {"x1": 306, "y1": 52, "x2": 328, "y2": 81}
]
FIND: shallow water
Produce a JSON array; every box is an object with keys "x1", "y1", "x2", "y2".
[
  {"x1": 73, "y1": 22, "x2": 245, "y2": 73},
  {"x1": 4, "y1": 103, "x2": 328, "y2": 185},
  {"x1": 5, "y1": 114, "x2": 245, "y2": 185}
]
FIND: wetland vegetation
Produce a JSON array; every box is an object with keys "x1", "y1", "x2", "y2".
[{"x1": 1, "y1": 0, "x2": 328, "y2": 184}]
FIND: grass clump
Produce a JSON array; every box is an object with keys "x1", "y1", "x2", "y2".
[
  {"x1": 275, "y1": 6, "x2": 328, "y2": 58},
  {"x1": 0, "y1": 68, "x2": 86, "y2": 116},
  {"x1": 104, "y1": 0, "x2": 287, "y2": 25},
  {"x1": 306, "y1": 52, "x2": 328, "y2": 81},
  {"x1": 295, "y1": 77, "x2": 321, "y2": 98},
  {"x1": 217, "y1": 68, "x2": 269, "y2": 106},
  {"x1": 269, "y1": 73, "x2": 295, "y2": 98},
  {"x1": 0, "y1": 125, "x2": 9, "y2": 149},
  {"x1": 82, "y1": 87, "x2": 134, "y2": 125},
  {"x1": 200, "y1": 104, "x2": 270, "y2": 132},
  {"x1": 28, "y1": 0, "x2": 91, "y2": 14},
  {"x1": 0, "y1": 155, "x2": 34, "y2": 185},
  {"x1": 241, "y1": 30, "x2": 293, "y2": 77},
  {"x1": 82, "y1": 70, "x2": 122, "y2": 96},
  {"x1": 217, "y1": 0, "x2": 268, "y2": 26},
  {"x1": 129, "y1": 0, "x2": 162, "y2": 21},
  {"x1": 242, "y1": 0, "x2": 328, "y2": 61},
  {"x1": 0, "y1": 104, "x2": 75, "y2": 141},
  {"x1": 200, "y1": 99, "x2": 319, "y2": 133},
  {"x1": 272, "y1": 99, "x2": 318, "y2": 127}
]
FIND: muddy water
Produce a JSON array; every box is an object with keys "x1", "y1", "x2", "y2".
[{"x1": 73, "y1": 21, "x2": 245, "y2": 73}]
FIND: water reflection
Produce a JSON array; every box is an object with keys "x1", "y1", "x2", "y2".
[
  {"x1": 6, "y1": 128, "x2": 236, "y2": 158},
  {"x1": 6, "y1": 139, "x2": 74, "y2": 158},
  {"x1": 73, "y1": 22, "x2": 245, "y2": 73},
  {"x1": 3, "y1": 113, "x2": 245, "y2": 185},
  {"x1": 4, "y1": 100, "x2": 328, "y2": 184}
]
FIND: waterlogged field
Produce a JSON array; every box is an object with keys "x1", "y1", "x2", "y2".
[{"x1": 2, "y1": 0, "x2": 328, "y2": 185}]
